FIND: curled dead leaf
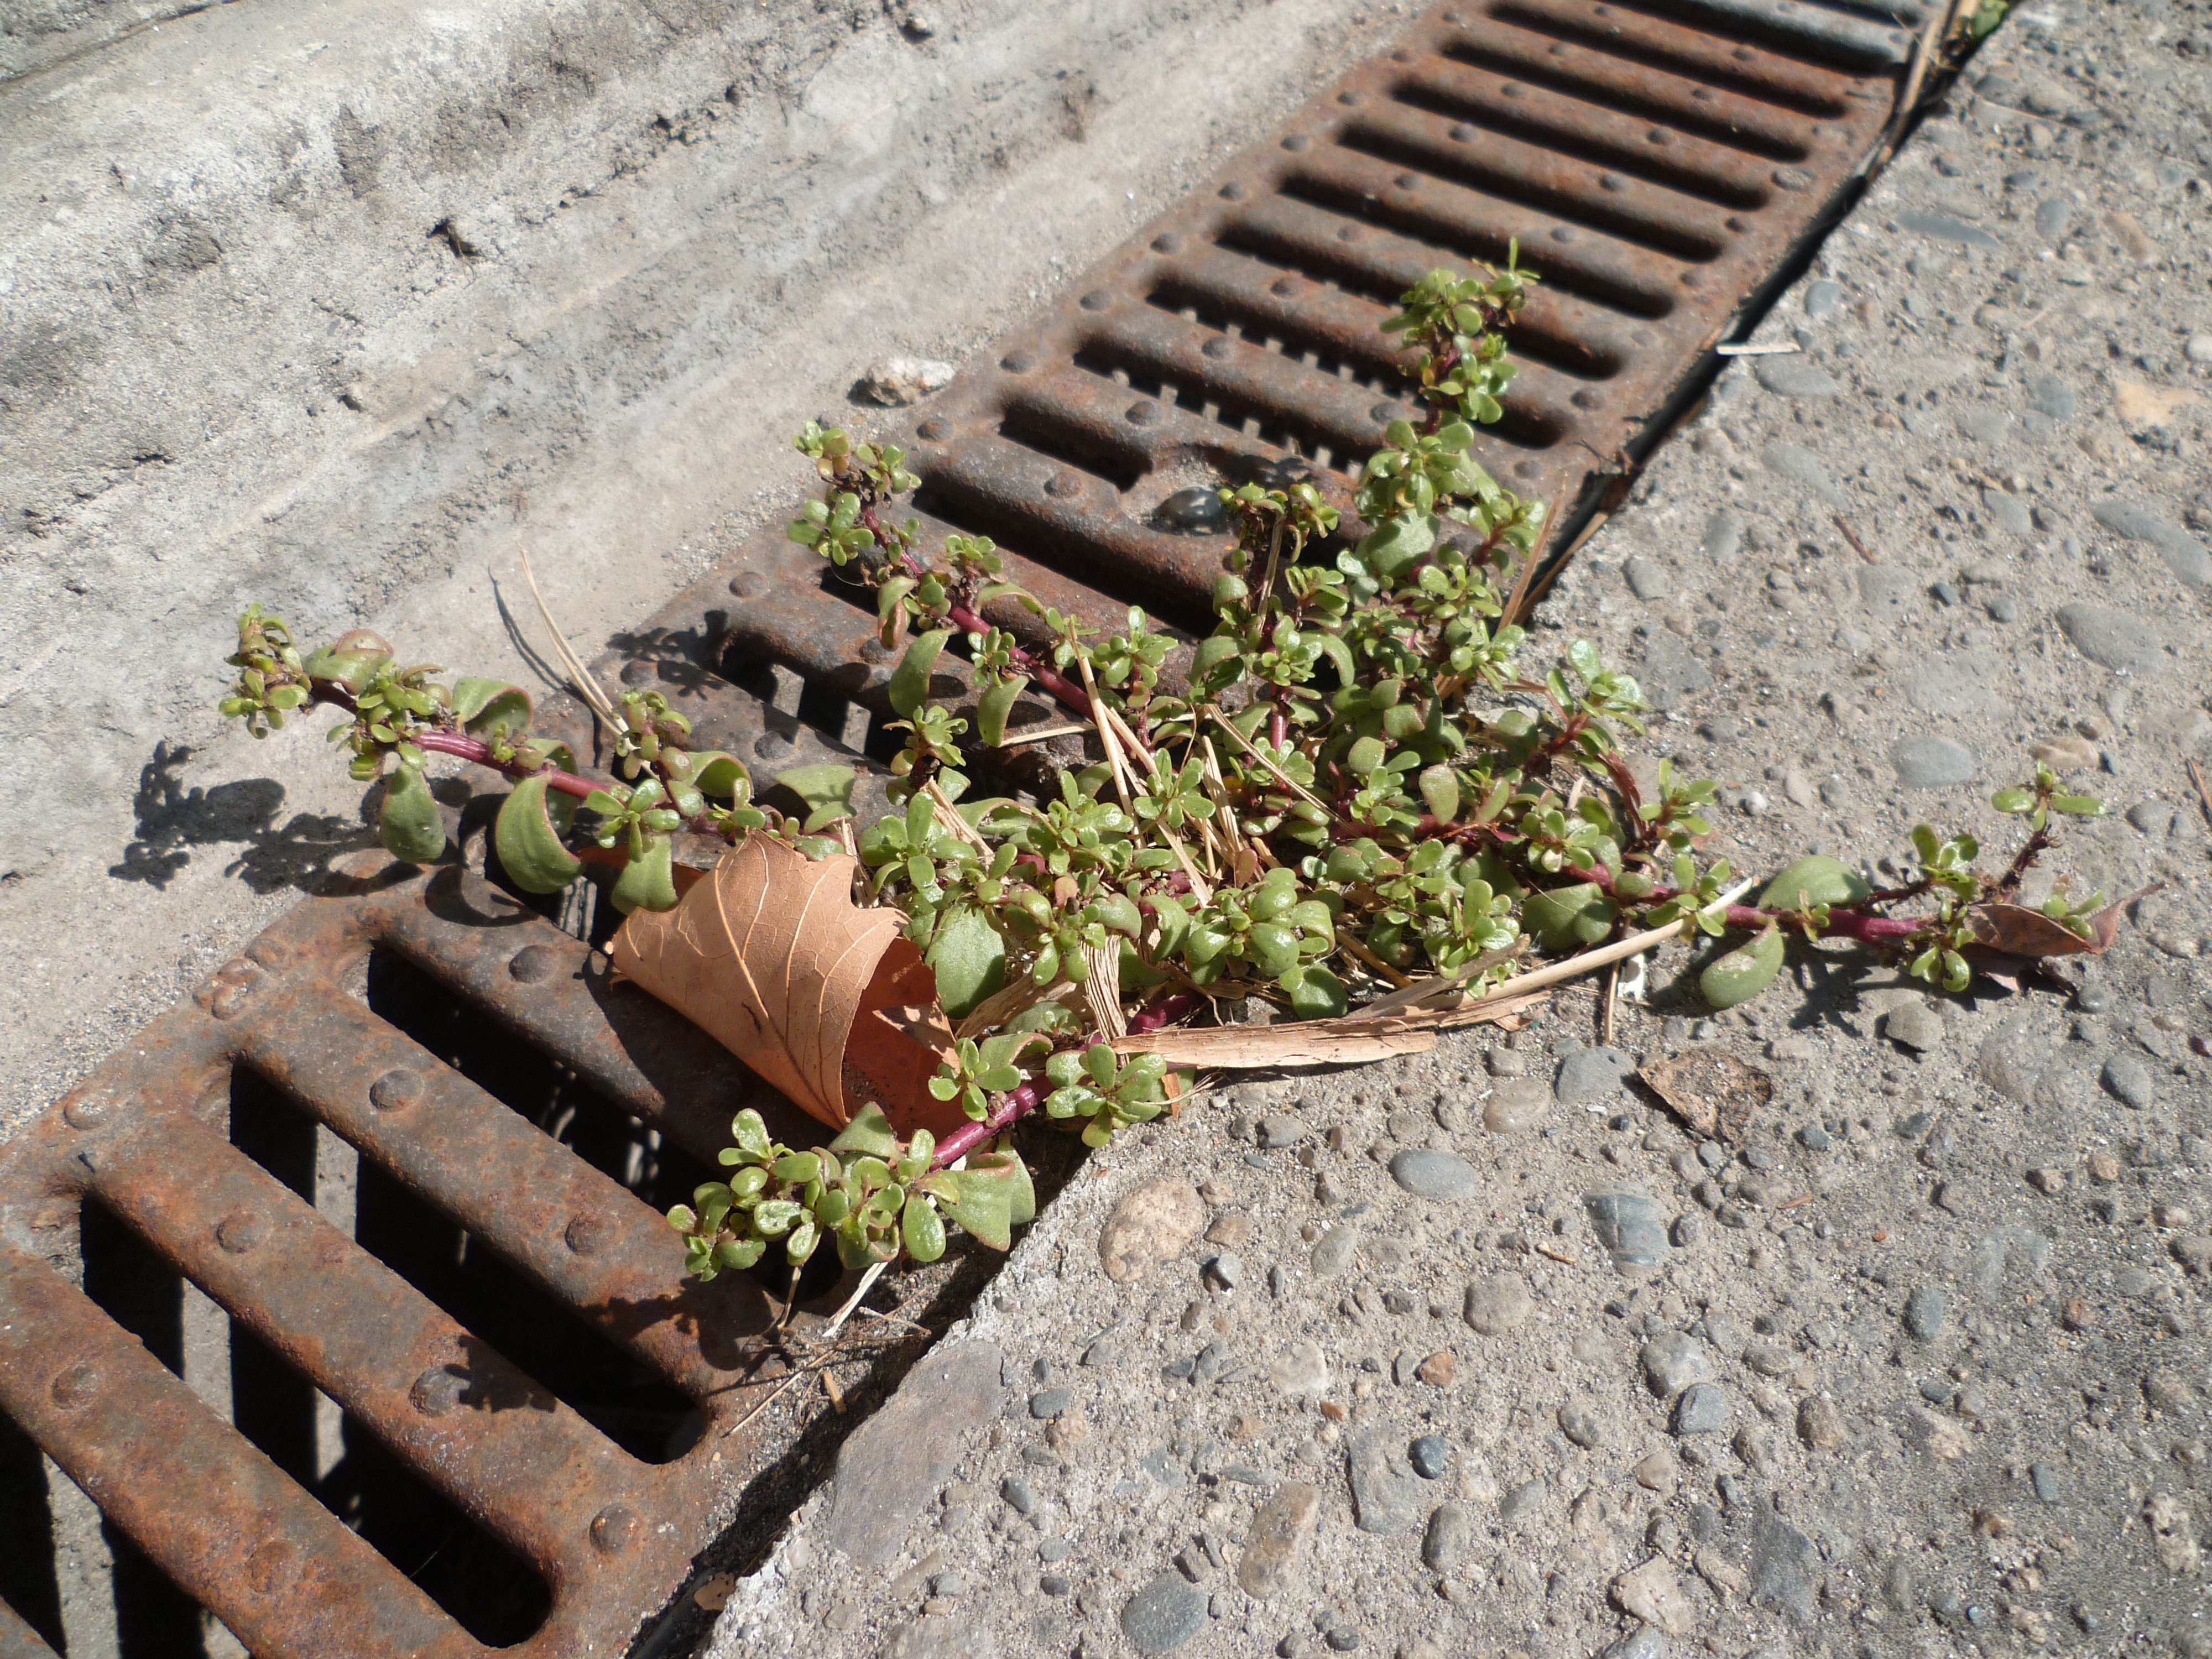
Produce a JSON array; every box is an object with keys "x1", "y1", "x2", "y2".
[
  {"x1": 1964, "y1": 884, "x2": 2156, "y2": 959},
  {"x1": 610, "y1": 833, "x2": 961, "y2": 1136},
  {"x1": 1640, "y1": 1048, "x2": 1771, "y2": 1146}
]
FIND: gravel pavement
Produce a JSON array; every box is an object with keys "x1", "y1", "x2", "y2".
[{"x1": 703, "y1": 4, "x2": 2212, "y2": 1656}]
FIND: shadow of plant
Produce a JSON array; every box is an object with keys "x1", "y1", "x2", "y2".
[{"x1": 109, "y1": 740, "x2": 378, "y2": 893}]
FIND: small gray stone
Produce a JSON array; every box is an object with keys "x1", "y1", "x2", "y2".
[
  {"x1": 1903, "y1": 1283, "x2": 1949, "y2": 1342},
  {"x1": 1484, "y1": 1080, "x2": 1550, "y2": 1135},
  {"x1": 2057, "y1": 603, "x2": 2161, "y2": 673},
  {"x1": 1624, "y1": 556, "x2": 1672, "y2": 601},
  {"x1": 1630, "y1": 634, "x2": 1713, "y2": 712},
  {"x1": 1389, "y1": 1149, "x2": 1478, "y2": 1201},
  {"x1": 2034, "y1": 196, "x2": 2071, "y2": 241},
  {"x1": 1464, "y1": 1274, "x2": 1533, "y2": 1337},
  {"x1": 1761, "y1": 442, "x2": 1847, "y2": 507},
  {"x1": 1001, "y1": 1475, "x2": 1036, "y2": 1515},
  {"x1": 2102, "y1": 1052, "x2": 2154, "y2": 1109},
  {"x1": 1556, "y1": 1046, "x2": 1635, "y2": 1105},
  {"x1": 1499, "y1": 1475, "x2": 1547, "y2": 1524},
  {"x1": 1585, "y1": 1191, "x2": 1669, "y2": 1269},
  {"x1": 1597, "y1": 1630, "x2": 1671, "y2": 1659},
  {"x1": 1672, "y1": 1383, "x2": 1730, "y2": 1436},
  {"x1": 1884, "y1": 1001, "x2": 1946, "y2": 1053},
  {"x1": 1344, "y1": 1430, "x2": 1422, "y2": 1535},
  {"x1": 1958, "y1": 408, "x2": 2014, "y2": 445},
  {"x1": 1029, "y1": 1388, "x2": 1071, "y2": 1419},
  {"x1": 1642, "y1": 1333, "x2": 1713, "y2": 1398},
  {"x1": 1754, "y1": 356, "x2": 1841, "y2": 398},
  {"x1": 2027, "y1": 375, "x2": 2076, "y2": 421},
  {"x1": 1120, "y1": 1572, "x2": 1208, "y2": 1653},
  {"x1": 2091, "y1": 500, "x2": 2210, "y2": 589},
  {"x1": 1701, "y1": 510, "x2": 1743, "y2": 562},
  {"x1": 1803, "y1": 279, "x2": 1841, "y2": 319},
  {"x1": 1984, "y1": 488, "x2": 2032, "y2": 535},
  {"x1": 820, "y1": 1340, "x2": 1002, "y2": 1567},
  {"x1": 1750, "y1": 1512, "x2": 1818, "y2": 1623},
  {"x1": 2128, "y1": 802, "x2": 2179, "y2": 837},
  {"x1": 2030, "y1": 1462, "x2": 2064, "y2": 1503},
  {"x1": 1423, "y1": 1500, "x2": 1475, "y2": 1571},
  {"x1": 1311, "y1": 1225, "x2": 1358, "y2": 1277},
  {"x1": 1558, "y1": 1400, "x2": 1604, "y2": 1450},
  {"x1": 1899, "y1": 210, "x2": 2001, "y2": 248},
  {"x1": 1408, "y1": 1434, "x2": 1451, "y2": 1479},
  {"x1": 1890, "y1": 735, "x2": 1978, "y2": 789},
  {"x1": 1256, "y1": 1113, "x2": 1311, "y2": 1149},
  {"x1": 1081, "y1": 1335, "x2": 1122, "y2": 1369}
]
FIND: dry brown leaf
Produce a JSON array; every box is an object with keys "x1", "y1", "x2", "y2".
[
  {"x1": 610, "y1": 834, "x2": 961, "y2": 1136},
  {"x1": 692, "y1": 1574, "x2": 736, "y2": 1613},
  {"x1": 1109, "y1": 989, "x2": 1545, "y2": 1069},
  {"x1": 1965, "y1": 884, "x2": 2154, "y2": 961},
  {"x1": 1640, "y1": 1048, "x2": 1772, "y2": 1145}
]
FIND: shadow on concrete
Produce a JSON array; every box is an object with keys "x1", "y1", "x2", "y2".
[{"x1": 108, "y1": 739, "x2": 377, "y2": 893}]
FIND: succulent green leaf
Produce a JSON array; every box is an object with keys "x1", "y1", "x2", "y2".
[
  {"x1": 453, "y1": 678, "x2": 533, "y2": 737},
  {"x1": 378, "y1": 765, "x2": 446, "y2": 864},
  {"x1": 978, "y1": 676, "x2": 1029, "y2": 747},
  {"x1": 902, "y1": 1196, "x2": 947, "y2": 1262},
  {"x1": 925, "y1": 905, "x2": 1007, "y2": 1020},
  {"x1": 494, "y1": 775, "x2": 583, "y2": 894},
  {"x1": 611, "y1": 833, "x2": 679, "y2": 914},
  {"x1": 774, "y1": 763, "x2": 858, "y2": 832},
  {"x1": 889, "y1": 629, "x2": 951, "y2": 719},
  {"x1": 829, "y1": 1103, "x2": 902, "y2": 1158},
  {"x1": 1520, "y1": 882, "x2": 1615, "y2": 951},
  {"x1": 1699, "y1": 925, "x2": 1785, "y2": 1010},
  {"x1": 1757, "y1": 855, "x2": 1870, "y2": 913}
]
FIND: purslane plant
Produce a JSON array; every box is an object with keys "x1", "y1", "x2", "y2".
[{"x1": 220, "y1": 251, "x2": 2105, "y2": 1282}]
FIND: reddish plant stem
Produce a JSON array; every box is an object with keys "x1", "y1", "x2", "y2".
[
  {"x1": 927, "y1": 989, "x2": 1206, "y2": 1170},
  {"x1": 941, "y1": 599, "x2": 1096, "y2": 723},
  {"x1": 313, "y1": 685, "x2": 606, "y2": 802},
  {"x1": 1559, "y1": 855, "x2": 1924, "y2": 945}
]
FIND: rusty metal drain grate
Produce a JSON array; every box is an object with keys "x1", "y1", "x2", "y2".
[{"x1": 0, "y1": 3, "x2": 1905, "y2": 1655}]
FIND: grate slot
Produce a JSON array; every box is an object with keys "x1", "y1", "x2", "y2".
[
  {"x1": 1150, "y1": 245, "x2": 1621, "y2": 389},
  {"x1": 1481, "y1": 0, "x2": 1863, "y2": 110},
  {"x1": 1433, "y1": 31, "x2": 1815, "y2": 157},
  {"x1": 0, "y1": 1417, "x2": 60, "y2": 1657},
  {"x1": 81, "y1": 1160, "x2": 567, "y2": 1647},
  {"x1": 1387, "y1": 58, "x2": 1780, "y2": 206},
  {"x1": 1588, "y1": 0, "x2": 1919, "y2": 69},
  {"x1": 992, "y1": 400, "x2": 1151, "y2": 493},
  {"x1": 0, "y1": 1244, "x2": 477, "y2": 1659},
  {"x1": 229, "y1": 975, "x2": 769, "y2": 1404}
]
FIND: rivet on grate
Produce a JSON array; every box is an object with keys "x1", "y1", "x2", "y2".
[
  {"x1": 564, "y1": 1214, "x2": 606, "y2": 1256},
  {"x1": 216, "y1": 1211, "x2": 268, "y2": 1254},
  {"x1": 590, "y1": 1504, "x2": 641, "y2": 1554},
  {"x1": 368, "y1": 1067, "x2": 421, "y2": 1113},
  {"x1": 411, "y1": 1365, "x2": 468, "y2": 1416},
  {"x1": 49, "y1": 1363, "x2": 100, "y2": 1410},
  {"x1": 509, "y1": 943, "x2": 564, "y2": 984}
]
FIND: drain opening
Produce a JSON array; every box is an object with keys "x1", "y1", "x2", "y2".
[
  {"x1": 77, "y1": 1194, "x2": 555, "y2": 1651},
  {"x1": 349, "y1": 956, "x2": 711, "y2": 1461},
  {"x1": 1432, "y1": 40, "x2": 1813, "y2": 158},
  {"x1": 1333, "y1": 121, "x2": 1729, "y2": 259},
  {"x1": 0, "y1": 1416, "x2": 62, "y2": 1652},
  {"x1": 990, "y1": 401, "x2": 1150, "y2": 494}
]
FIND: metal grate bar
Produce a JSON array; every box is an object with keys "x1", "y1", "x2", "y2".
[
  {"x1": 229, "y1": 975, "x2": 767, "y2": 1402},
  {"x1": 1634, "y1": 0, "x2": 1922, "y2": 66},
  {"x1": 0, "y1": 1244, "x2": 479, "y2": 1659},
  {"x1": 1484, "y1": 0, "x2": 1867, "y2": 112},
  {"x1": 84, "y1": 1108, "x2": 658, "y2": 1575}
]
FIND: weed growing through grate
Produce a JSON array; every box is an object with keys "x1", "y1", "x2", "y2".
[{"x1": 219, "y1": 251, "x2": 2114, "y2": 1285}]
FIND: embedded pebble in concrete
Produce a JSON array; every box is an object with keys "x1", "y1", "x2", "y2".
[
  {"x1": 1388, "y1": 1148, "x2": 1477, "y2": 1201},
  {"x1": 1120, "y1": 1572, "x2": 1207, "y2": 1653},
  {"x1": 2056, "y1": 603, "x2": 2162, "y2": 674},
  {"x1": 1752, "y1": 356, "x2": 1840, "y2": 398},
  {"x1": 2103, "y1": 1053, "x2": 2154, "y2": 1109},
  {"x1": 1890, "y1": 734, "x2": 1978, "y2": 788},
  {"x1": 1556, "y1": 1046, "x2": 1635, "y2": 1105},
  {"x1": 705, "y1": 13, "x2": 2212, "y2": 1654},
  {"x1": 2091, "y1": 500, "x2": 2210, "y2": 588}
]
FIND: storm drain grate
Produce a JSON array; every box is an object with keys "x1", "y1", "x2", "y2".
[
  {"x1": 0, "y1": 3, "x2": 1905, "y2": 1655},
  {"x1": 701, "y1": 0, "x2": 1903, "y2": 755}
]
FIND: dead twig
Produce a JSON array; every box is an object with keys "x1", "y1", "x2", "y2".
[
  {"x1": 2188, "y1": 758, "x2": 2212, "y2": 829},
  {"x1": 1831, "y1": 513, "x2": 1876, "y2": 562}
]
